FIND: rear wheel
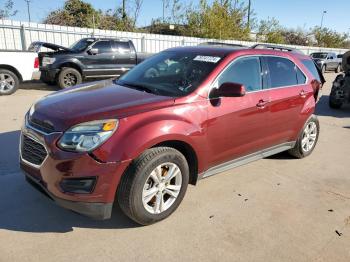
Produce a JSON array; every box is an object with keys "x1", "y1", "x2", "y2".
[
  {"x1": 58, "y1": 67, "x2": 82, "y2": 89},
  {"x1": 288, "y1": 115, "x2": 319, "y2": 159},
  {"x1": 118, "y1": 147, "x2": 189, "y2": 225},
  {"x1": 0, "y1": 69, "x2": 20, "y2": 96}
]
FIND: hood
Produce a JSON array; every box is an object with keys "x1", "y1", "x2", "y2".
[
  {"x1": 30, "y1": 80, "x2": 175, "y2": 132},
  {"x1": 28, "y1": 41, "x2": 72, "y2": 53}
]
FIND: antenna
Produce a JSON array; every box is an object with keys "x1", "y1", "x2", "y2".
[{"x1": 24, "y1": 0, "x2": 31, "y2": 23}]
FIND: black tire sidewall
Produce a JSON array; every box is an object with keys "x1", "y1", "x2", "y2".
[
  {"x1": 58, "y1": 68, "x2": 82, "y2": 89},
  {"x1": 296, "y1": 116, "x2": 320, "y2": 158},
  {"x1": 0, "y1": 69, "x2": 19, "y2": 95},
  {"x1": 124, "y1": 148, "x2": 189, "y2": 225}
]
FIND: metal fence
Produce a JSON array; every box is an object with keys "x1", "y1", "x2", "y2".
[{"x1": 0, "y1": 19, "x2": 348, "y2": 55}]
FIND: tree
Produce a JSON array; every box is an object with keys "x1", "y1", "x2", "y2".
[
  {"x1": 0, "y1": 0, "x2": 17, "y2": 19},
  {"x1": 312, "y1": 26, "x2": 348, "y2": 48},
  {"x1": 256, "y1": 17, "x2": 285, "y2": 44},
  {"x1": 282, "y1": 28, "x2": 310, "y2": 46},
  {"x1": 186, "y1": 0, "x2": 251, "y2": 40}
]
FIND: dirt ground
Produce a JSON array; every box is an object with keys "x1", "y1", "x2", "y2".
[{"x1": 0, "y1": 73, "x2": 349, "y2": 262}]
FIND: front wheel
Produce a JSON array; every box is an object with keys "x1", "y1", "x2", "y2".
[
  {"x1": 58, "y1": 67, "x2": 82, "y2": 89},
  {"x1": 118, "y1": 147, "x2": 189, "y2": 225},
  {"x1": 335, "y1": 64, "x2": 341, "y2": 73},
  {"x1": 288, "y1": 115, "x2": 320, "y2": 159}
]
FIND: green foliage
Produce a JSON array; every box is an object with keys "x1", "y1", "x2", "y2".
[
  {"x1": 257, "y1": 17, "x2": 285, "y2": 44},
  {"x1": 43, "y1": 0, "x2": 135, "y2": 31},
  {"x1": 0, "y1": 0, "x2": 17, "y2": 19},
  {"x1": 186, "y1": 0, "x2": 251, "y2": 40},
  {"x1": 282, "y1": 29, "x2": 310, "y2": 46},
  {"x1": 312, "y1": 26, "x2": 348, "y2": 48}
]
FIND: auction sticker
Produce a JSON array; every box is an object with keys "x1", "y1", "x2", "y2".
[{"x1": 193, "y1": 55, "x2": 221, "y2": 63}]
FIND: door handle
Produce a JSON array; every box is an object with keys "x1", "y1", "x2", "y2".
[
  {"x1": 299, "y1": 90, "x2": 306, "y2": 98},
  {"x1": 256, "y1": 99, "x2": 270, "y2": 108}
]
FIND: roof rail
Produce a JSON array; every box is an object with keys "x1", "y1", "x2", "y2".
[
  {"x1": 199, "y1": 42, "x2": 247, "y2": 48},
  {"x1": 251, "y1": 44, "x2": 304, "y2": 54}
]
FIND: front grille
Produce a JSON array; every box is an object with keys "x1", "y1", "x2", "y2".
[
  {"x1": 29, "y1": 117, "x2": 55, "y2": 134},
  {"x1": 21, "y1": 135, "x2": 48, "y2": 166}
]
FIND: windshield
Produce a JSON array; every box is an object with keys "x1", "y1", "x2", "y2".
[
  {"x1": 117, "y1": 51, "x2": 224, "y2": 97},
  {"x1": 70, "y1": 38, "x2": 95, "y2": 52},
  {"x1": 311, "y1": 53, "x2": 328, "y2": 59}
]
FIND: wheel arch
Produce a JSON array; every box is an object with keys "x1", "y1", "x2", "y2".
[
  {"x1": 0, "y1": 64, "x2": 23, "y2": 82},
  {"x1": 59, "y1": 62, "x2": 83, "y2": 75}
]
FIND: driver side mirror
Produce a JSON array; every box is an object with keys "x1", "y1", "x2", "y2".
[
  {"x1": 88, "y1": 48, "x2": 99, "y2": 55},
  {"x1": 210, "y1": 82, "x2": 246, "y2": 99}
]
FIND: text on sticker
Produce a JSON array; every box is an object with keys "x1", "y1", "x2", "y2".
[{"x1": 193, "y1": 56, "x2": 221, "y2": 63}]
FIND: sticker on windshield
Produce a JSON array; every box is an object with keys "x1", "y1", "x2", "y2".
[{"x1": 193, "y1": 55, "x2": 221, "y2": 63}]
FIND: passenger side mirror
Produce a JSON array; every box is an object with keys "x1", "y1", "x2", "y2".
[
  {"x1": 88, "y1": 48, "x2": 99, "y2": 55},
  {"x1": 210, "y1": 82, "x2": 246, "y2": 99}
]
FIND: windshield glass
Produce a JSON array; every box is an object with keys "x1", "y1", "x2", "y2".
[
  {"x1": 117, "y1": 51, "x2": 224, "y2": 97},
  {"x1": 311, "y1": 53, "x2": 328, "y2": 59},
  {"x1": 70, "y1": 38, "x2": 95, "y2": 52}
]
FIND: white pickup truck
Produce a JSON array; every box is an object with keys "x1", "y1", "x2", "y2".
[{"x1": 0, "y1": 50, "x2": 40, "y2": 95}]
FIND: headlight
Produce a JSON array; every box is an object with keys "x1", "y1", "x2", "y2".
[
  {"x1": 58, "y1": 119, "x2": 118, "y2": 152},
  {"x1": 42, "y1": 57, "x2": 56, "y2": 66}
]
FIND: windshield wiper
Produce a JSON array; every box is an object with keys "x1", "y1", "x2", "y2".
[{"x1": 117, "y1": 80, "x2": 157, "y2": 94}]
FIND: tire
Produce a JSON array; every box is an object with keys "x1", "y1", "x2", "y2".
[
  {"x1": 57, "y1": 67, "x2": 82, "y2": 89},
  {"x1": 0, "y1": 69, "x2": 20, "y2": 95},
  {"x1": 335, "y1": 64, "x2": 341, "y2": 73},
  {"x1": 329, "y1": 92, "x2": 343, "y2": 109},
  {"x1": 288, "y1": 115, "x2": 320, "y2": 159},
  {"x1": 321, "y1": 65, "x2": 326, "y2": 74},
  {"x1": 118, "y1": 147, "x2": 189, "y2": 225}
]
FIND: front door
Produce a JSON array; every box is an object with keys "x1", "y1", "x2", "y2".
[{"x1": 206, "y1": 56, "x2": 271, "y2": 168}]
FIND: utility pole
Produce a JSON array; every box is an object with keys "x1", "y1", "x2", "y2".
[
  {"x1": 162, "y1": 0, "x2": 165, "y2": 23},
  {"x1": 25, "y1": 0, "x2": 31, "y2": 23},
  {"x1": 122, "y1": 0, "x2": 126, "y2": 21},
  {"x1": 320, "y1": 10, "x2": 327, "y2": 47},
  {"x1": 247, "y1": 0, "x2": 251, "y2": 29}
]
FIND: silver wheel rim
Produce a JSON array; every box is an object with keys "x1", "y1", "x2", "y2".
[
  {"x1": 0, "y1": 73, "x2": 15, "y2": 93},
  {"x1": 142, "y1": 162, "x2": 182, "y2": 214},
  {"x1": 301, "y1": 122, "x2": 317, "y2": 152},
  {"x1": 63, "y1": 73, "x2": 77, "y2": 87}
]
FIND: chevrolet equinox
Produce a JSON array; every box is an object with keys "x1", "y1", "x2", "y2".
[{"x1": 20, "y1": 45, "x2": 323, "y2": 225}]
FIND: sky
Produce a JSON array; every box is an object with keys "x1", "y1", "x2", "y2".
[{"x1": 5, "y1": 0, "x2": 350, "y2": 34}]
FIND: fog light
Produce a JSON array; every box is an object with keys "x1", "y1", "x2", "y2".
[{"x1": 60, "y1": 177, "x2": 97, "y2": 194}]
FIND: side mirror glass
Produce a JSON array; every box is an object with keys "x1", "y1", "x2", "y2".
[
  {"x1": 88, "y1": 48, "x2": 99, "y2": 55},
  {"x1": 210, "y1": 82, "x2": 246, "y2": 99}
]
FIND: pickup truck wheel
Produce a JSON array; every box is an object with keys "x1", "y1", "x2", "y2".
[
  {"x1": 335, "y1": 64, "x2": 341, "y2": 73},
  {"x1": 0, "y1": 69, "x2": 19, "y2": 96},
  {"x1": 118, "y1": 147, "x2": 189, "y2": 225},
  {"x1": 58, "y1": 67, "x2": 82, "y2": 89},
  {"x1": 288, "y1": 115, "x2": 319, "y2": 159}
]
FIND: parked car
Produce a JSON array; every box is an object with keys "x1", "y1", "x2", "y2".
[
  {"x1": 29, "y1": 38, "x2": 150, "y2": 89},
  {"x1": 0, "y1": 50, "x2": 40, "y2": 95},
  {"x1": 21, "y1": 45, "x2": 323, "y2": 225},
  {"x1": 310, "y1": 52, "x2": 342, "y2": 73}
]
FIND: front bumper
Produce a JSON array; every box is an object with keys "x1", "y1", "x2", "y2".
[{"x1": 19, "y1": 119, "x2": 131, "y2": 220}]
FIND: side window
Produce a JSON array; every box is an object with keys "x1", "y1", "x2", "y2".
[
  {"x1": 301, "y1": 59, "x2": 321, "y2": 82},
  {"x1": 296, "y1": 67, "x2": 306, "y2": 84},
  {"x1": 92, "y1": 41, "x2": 112, "y2": 54},
  {"x1": 266, "y1": 57, "x2": 298, "y2": 88},
  {"x1": 113, "y1": 41, "x2": 131, "y2": 54},
  {"x1": 218, "y1": 56, "x2": 262, "y2": 92}
]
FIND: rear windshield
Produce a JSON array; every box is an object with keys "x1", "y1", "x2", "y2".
[
  {"x1": 337, "y1": 54, "x2": 343, "y2": 59},
  {"x1": 118, "y1": 51, "x2": 225, "y2": 97},
  {"x1": 310, "y1": 53, "x2": 328, "y2": 59}
]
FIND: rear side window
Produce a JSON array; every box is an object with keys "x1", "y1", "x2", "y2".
[
  {"x1": 92, "y1": 41, "x2": 112, "y2": 54},
  {"x1": 296, "y1": 67, "x2": 306, "y2": 84},
  {"x1": 218, "y1": 56, "x2": 262, "y2": 92},
  {"x1": 301, "y1": 59, "x2": 321, "y2": 82},
  {"x1": 113, "y1": 41, "x2": 131, "y2": 53},
  {"x1": 265, "y1": 57, "x2": 298, "y2": 88}
]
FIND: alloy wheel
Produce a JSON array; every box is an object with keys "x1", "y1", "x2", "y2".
[
  {"x1": 0, "y1": 73, "x2": 15, "y2": 93},
  {"x1": 142, "y1": 162, "x2": 182, "y2": 214},
  {"x1": 301, "y1": 122, "x2": 317, "y2": 152},
  {"x1": 63, "y1": 73, "x2": 78, "y2": 87}
]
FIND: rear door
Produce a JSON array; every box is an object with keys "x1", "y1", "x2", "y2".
[
  {"x1": 206, "y1": 56, "x2": 271, "y2": 167},
  {"x1": 84, "y1": 40, "x2": 118, "y2": 78},
  {"x1": 112, "y1": 41, "x2": 135, "y2": 76},
  {"x1": 262, "y1": 56, "x2": 312, "y2": 144}
]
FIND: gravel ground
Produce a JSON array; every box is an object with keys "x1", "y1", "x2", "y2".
[{"x1": 0, "y1": 73, "x2": 349, "y2": 262}]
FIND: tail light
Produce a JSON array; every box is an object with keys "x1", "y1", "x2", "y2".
[{"x1": 34, "y1": 57, "x2": 39, "y2": 69}]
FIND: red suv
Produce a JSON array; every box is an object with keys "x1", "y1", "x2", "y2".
[{"x1": 20, "y1": 45, "x2": 323, "y2": 225}]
